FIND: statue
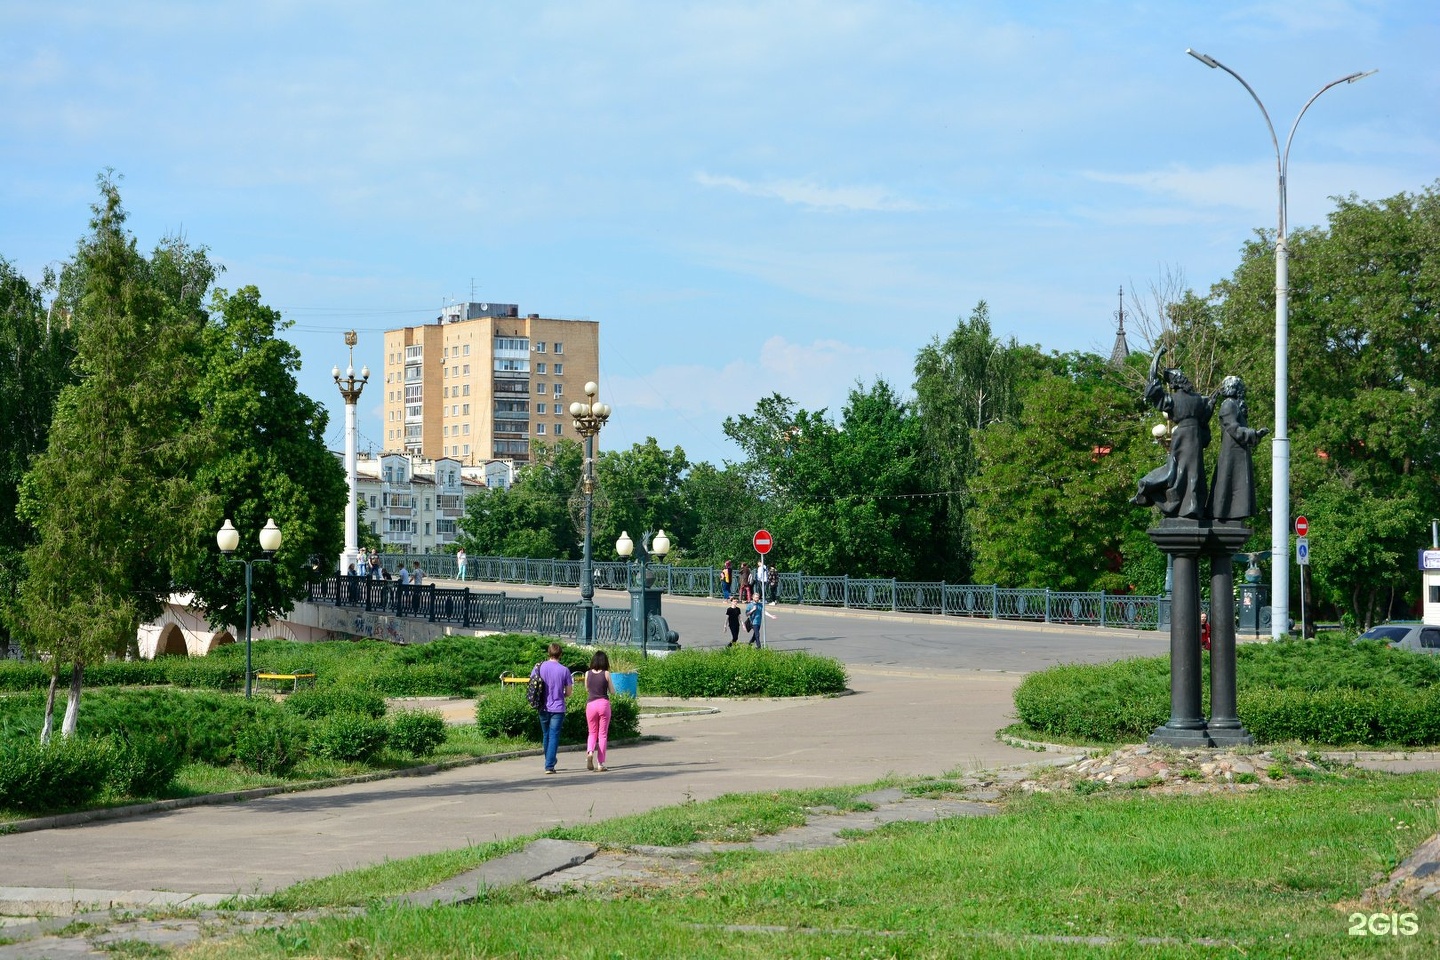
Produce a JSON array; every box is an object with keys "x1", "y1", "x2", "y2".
[
  {"x1": 1131, "y1": 346, "x2": 1214, "y2": 520},
  {"x1": 1209, "y1": 375, "x2": 1268, "y2": 521}
]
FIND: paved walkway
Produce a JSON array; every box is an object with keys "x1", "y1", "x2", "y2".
[{"x1": 0, "y1": 667, "x2": 1032, "y2": 901}]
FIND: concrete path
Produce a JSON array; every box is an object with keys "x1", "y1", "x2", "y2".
[{"x1": 0, "y1": 666, "x2": 1033, "y2": 901}]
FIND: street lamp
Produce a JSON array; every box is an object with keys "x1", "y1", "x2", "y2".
[
  {"x1": 217, "y1": 517, "x2": 283, "y2": 698},
  {"x1": 1185, "y1": 49, "x2": 1375, "y2": 639},
  {"x1": 615, "y1": 529, "x2": 671, "y2": 657},
  {"x1": 333, "y1": 330, "x2": 370, "y2": 575},
  {"x1": 570, "y1": 381, "x2": 612, "y2": 643}
]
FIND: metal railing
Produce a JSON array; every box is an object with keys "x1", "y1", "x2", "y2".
[
  {"x1": 367, "y1": 554, "x2": 1167, "y2": 631},
  {"x1": 308, "y1": 576, "x2": 636, "y2": 644}
]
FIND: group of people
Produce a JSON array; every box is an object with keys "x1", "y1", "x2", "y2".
[
  {"x1": 345, "y1": 550, "x2": 427, "y2": 587},
  {"x1": 530, "y1": 643, "x2": 616, "y2": 775},
  {"x1": 719, "y1": 559, "x2": 777, "y2": 603}
]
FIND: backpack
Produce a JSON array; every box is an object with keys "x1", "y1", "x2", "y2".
[{"x1": 526, "y1": 668, "x2": 546, "y2": 710}]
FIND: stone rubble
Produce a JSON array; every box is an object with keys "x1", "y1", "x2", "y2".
[{"x1": 1016, "y1": 744, "x2": 1326, "y2": 794}]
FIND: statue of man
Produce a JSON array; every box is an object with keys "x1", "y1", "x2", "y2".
[
  {"x1": 1131, "y1": 346, "x2": 1214, "y2": 520},
  {"x1": 1209, "y1": 375, "x2": 1268, "y2": 521}
]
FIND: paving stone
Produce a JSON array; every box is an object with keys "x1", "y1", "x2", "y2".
[{"x1": 389, "y1": 838, "x2": 598, "y2": 907}]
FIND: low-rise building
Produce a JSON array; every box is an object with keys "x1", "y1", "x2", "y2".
[{"x1": 345, "y1": 451, "x2": 502, "y2": 554}]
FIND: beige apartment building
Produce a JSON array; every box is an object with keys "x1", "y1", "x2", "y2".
[{"x1": 381, "y1": 303, "x2": 600, "y2": 464}]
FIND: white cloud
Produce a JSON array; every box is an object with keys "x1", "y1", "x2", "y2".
[{"x1": 694, "y1": 172, "x2": 924, "y2": 212}]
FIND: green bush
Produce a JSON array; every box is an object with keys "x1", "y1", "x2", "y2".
[
  {"x1": 309, "y1": 711, "x2": 389, "y2": 764},
  {"x1": 233, "y1": 715, "x2": 310, "y2": 775},
  {"x1": 161, "y1": 657, "x2": 246, "y2": 691},
  {"x1": 104, "y1": 733, "x2": 184, "y2": 798},
  {"x1": 475, "y1": 687, "x2": 641, "y2": 743},
  {"x1": 388, "y1": 711, "x2": 447, "y2": 757},
  {"x1": 284, "y1": 687, "x2": 387, "y2": 721},
  {"x1": 1014, "y1": 641, "x2": 1440, "y2": 747},
  {"x1": 636, "y1": 648, "x2": 847, "y2": 698},
  {"x1": 0, "y1": 736, "x2": 114, "y2": 812}
]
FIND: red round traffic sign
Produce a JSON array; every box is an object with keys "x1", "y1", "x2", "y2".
[
  {"x1": 753, "y1": 529, "x2": 773, "y2": 555},
  {"x1": 1295, "y1": 516, "x2": 1308, "y2": 537}
]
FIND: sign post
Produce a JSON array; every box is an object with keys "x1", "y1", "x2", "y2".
[
  {"x1": 1295, "y1": 516, "x2": 1308, "y2": 537},
  {"x1": 1294, "y1": 517, "x2": 1310, "y2": 638},
  {"x1": 753, "y1": 530, "x2": 772, "y2": 648}
]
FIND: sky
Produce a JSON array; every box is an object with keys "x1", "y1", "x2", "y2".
[{"x1": 3, "y1": 1, "x2": 1437, "y2": 469}]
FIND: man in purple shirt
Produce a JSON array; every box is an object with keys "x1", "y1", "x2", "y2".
[{"x1": 533, "y1": 643, "x2": 573, "y2": 773}]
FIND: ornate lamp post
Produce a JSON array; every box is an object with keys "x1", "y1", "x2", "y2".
[
  {"x1": 1186, "y1": 50, "x2": 1375, "y2": 638},
  {"x1": 570, "y1": 381, "x2": 612, "y2": 643},
  {"x1": 332, "y1": 331, "x2": 369, "y2": 575},
  {"x1": 217, "y1": 518, "x2": 283, "y2": 698},
  {"x1": 615, "y1": 529, "x2": 670, "y2": 658}
]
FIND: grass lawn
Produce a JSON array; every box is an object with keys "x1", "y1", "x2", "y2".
[{"x1": 178, "y1": 768, "x2": 1440, "y2": 959}]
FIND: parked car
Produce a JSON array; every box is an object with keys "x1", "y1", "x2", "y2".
[{"x1": 1357, "y1": 622, "x2": 1440, "y2": 653}]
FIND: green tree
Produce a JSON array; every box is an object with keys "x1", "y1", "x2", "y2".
[
  {"x1": 969, "y1": 352, "x2": 1155, "y2": 591},
  {"x1": 14, "y1": 177, "x2": 216, "y2": 739},
  {"x1": 912, "y1": 301, "x2": 1026, "y2": 579},
  {"x1": 1212, "y1": 184, "x2": 1440, "y2": 624},
  {"x1": 457, "y1": 439, "x2": 583, "y2": 558},
  {"x1": 593, "y1": 438, "x2": 693, "y2": 560},
  {"x1": 175, "y1": 285, "x2": 347, "y2": 627},
  {"x1": 680, "y1": 461, "x2": 765, "y2": 567},
  {"x1": 0, "y1": 259, "x2": 75, "y2": 652}
]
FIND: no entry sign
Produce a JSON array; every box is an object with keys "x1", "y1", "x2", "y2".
[
  {"x1": 1295, "y1": 516, "x2": 1309, "y2": 537},
  {"x1": 753, "y1": 529, "x2": 773, "y2": 555}
]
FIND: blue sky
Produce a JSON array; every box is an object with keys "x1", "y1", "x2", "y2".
[{"x1": 3, "y1": 1, "x2": 1436, "y2": 468}]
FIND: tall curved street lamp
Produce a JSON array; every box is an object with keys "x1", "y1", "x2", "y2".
[
  {"x1": 1185, "y1": 49, "x2": 1375, "y2": 639},
  {"x1": 333, "y1": 330, "x2": 369, "y2": 575},
  {"x1": 570, "y1": 381, "x2": 612, "y2": 643},
  {"x1": 217, "y1": 517, "x2": 283, "y2": 698}
]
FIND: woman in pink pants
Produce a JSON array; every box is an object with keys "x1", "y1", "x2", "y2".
[{"x1": 584, "y1": 650, "x2": 615, "y2": 771}]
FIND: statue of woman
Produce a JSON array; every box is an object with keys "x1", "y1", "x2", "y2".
[{"x1": 1209, "y1": 375, "x2": 1268, "y2": 522}]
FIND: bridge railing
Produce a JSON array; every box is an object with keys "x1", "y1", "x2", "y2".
[{"x1": 371, "y1": 553, "x2": 1167, "y2": 632}]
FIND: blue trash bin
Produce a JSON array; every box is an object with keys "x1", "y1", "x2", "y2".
[{"x1": 611, "y1": 671, "x2": 639, "y2": 699}]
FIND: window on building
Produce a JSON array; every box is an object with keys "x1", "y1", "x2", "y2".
[
  {"x1": 536, "y1": 382, "x2": 547, "y2": 394},
  {"x1": 536, "y1": 423, "x2": 545, "y2": 435},
  {"x1": 463, "y1": 364, "x2": 470, "y2": 375},
  {"x1": 443, "y1": 425, "x2": 449, "y2": 437},
  {"x1": 554, "y1": 342, "x2": 563, "y2": 354},
  {"x1": 369, "y1": 495, "x2": 377, "y2": 508},
  {"x1": 536, "y1": 402, "x2": 546, "y2": 414},
  {"x1": 462, "y1": 423, "x2": 470, "y2": 434},
  {"x1": 464, "y1": 444, "x2": 470, "y2": 455},
  {"x1": 425, "y1": 522, "x2": 431, "y2": 535},
  {"x1": 554, "y1": 422, "x2": 563, "y2": 435},
  {"x1": 462, "y1": 403, "x2": 470, "y2": 414},
  {"x1": 424, "y1": 498, "x2": 430, "y2": 511},
  {"x1": 462, "y1": 384, "x2": 470, "y2": 396},
  {"x1": 552, "y1": 383, "x2": 563, "y2": 397},
  {"x1": 536, "y1": 362, "x2": 546, "y2": 374},
  {"x1": 554, "y1": 363, "x2": 563, "y2": 375},
  {"x1": 463, "y1": 344, "x2": 470, "y2": 356},
  {"x1": 535, "y1": 341, "x2": 546, "y2": 353}
]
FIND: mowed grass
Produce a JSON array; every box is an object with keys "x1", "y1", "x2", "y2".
[{"x1": 183, "y1": 770, "x2": 1440, "y2": 959}]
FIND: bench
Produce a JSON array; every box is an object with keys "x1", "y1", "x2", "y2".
[
  {"x1": 254, "y1": 671, "x2": 317, "y2": 693},
  {"x1": 499, "y1": 671, "x2": 530, "y2": 687}
]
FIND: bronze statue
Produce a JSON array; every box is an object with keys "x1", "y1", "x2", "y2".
[
  {"x1": 1209, "y1": 375, "x2": 1268, "y2": 521},
  {"x1": 1131, "y1": 346, "x2": 1214, "y2": 520}
]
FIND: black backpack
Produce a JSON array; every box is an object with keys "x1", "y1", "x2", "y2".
[{"x1": 526, "y1": 668, "x2": 546, "y2": 710}]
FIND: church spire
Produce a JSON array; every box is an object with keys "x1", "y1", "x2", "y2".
[{"x1": 1108, "y1": 285, "x2": 1130, "y2": 367}]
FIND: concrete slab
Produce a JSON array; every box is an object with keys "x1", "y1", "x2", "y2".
[{"x1": 389, "y1": 839, "x2": 598, "y2": 907}]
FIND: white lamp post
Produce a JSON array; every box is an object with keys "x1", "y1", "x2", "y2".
[
  {"x1": 1185, "y1": 49, "x2": 1375, "y2": 639},
  {"x1": 332, "y1": 330, "x2": 369, "y2": 575},
  {"x1": 217, "y1": 517, "x2": 283, "y2": 698}
]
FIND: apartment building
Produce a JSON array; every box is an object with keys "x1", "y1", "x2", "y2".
[
  {"x1": 350, "y1": 452, "x2": 491, "y2": 554},
  {"x1": 381, "y1": 302, "x2": 600, "y2": 464}
]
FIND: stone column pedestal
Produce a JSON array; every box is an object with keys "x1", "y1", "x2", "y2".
[
  {"x1": 1147, "y1": 522, "x2": 1212, "y2": 747},
  {"x1": 1207, "y1": 523, "x2": 1255, "y2": 746}
]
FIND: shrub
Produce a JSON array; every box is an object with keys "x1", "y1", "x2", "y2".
[
  {"x1": 474, "y1": 687, "x2": 641, "y2": 743},
  {"x1": 161, "y1": 657, "x2": 246, "y2": 691},
  {"x1": 309, "y1": 711, "x2": 389, "y2": 764},
  {"x1": 284, "y1": 687, "x2": 387, "y2": 721},
  {"x1": 636, "y1": 648, "x2": 848, "y2": 698},
  {"x1": 104, "y1": 733, "x2": 184, "y2": 798},
  {"x1": 1013, "y1": 659, "x2": 1171, "y2": 742},
  {"x1": 388, "y1": 711, "x2": 448, "y2": 757},
  {"x1": 234, "y1": 716, "x2": 310, "y2": 775},
  {"x1": 0, "y1": 736, "x2": 114, "y2": 812}
]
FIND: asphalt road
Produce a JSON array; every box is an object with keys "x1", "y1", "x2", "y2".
[{"x1": 444, "y1": 578, "x2": 1168, "y2": 672}]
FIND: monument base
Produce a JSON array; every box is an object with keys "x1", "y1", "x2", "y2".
[
  {"x1": 1148, "y1": 724, "x2": 1214, "y2": 748},
  {"x1": 1205, "y1": 725, "x2": 1255, "y2": 747}
]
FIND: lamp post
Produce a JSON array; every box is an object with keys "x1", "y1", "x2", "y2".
[
  {"x1": 1185, "y1": 50, "x2": 1375, "y2": 640},
  {"x1": 615, "y1": 528, "x2": 671, "y2": 658},
  {"x1": 217, "y1": 517, "x2": 283, "y2": 698},
  {"x1": 332, "y1": 331, "x2": 370, "y2": 575},
  {"x1": 570, "y1": 381, "x2": 612, "y2": 643}
]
